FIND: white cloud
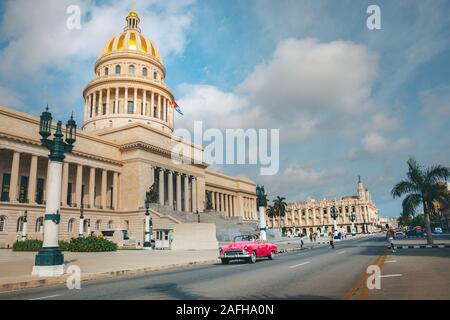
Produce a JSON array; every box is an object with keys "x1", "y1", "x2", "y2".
[
  {"x1": 362, "y1": 133, "x2": 410, "y2": 154},
  {"x1": 421, "y1": 85, "x2": 450, "y2": 118},
  {"x1": 0, "y1": 0, "x2": 195, "y2": 78},
  {"x1": 0, "y1": 86, "x2": 25, "y2": 110}
]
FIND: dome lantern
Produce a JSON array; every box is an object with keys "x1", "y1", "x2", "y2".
[{"x1": 124, "y1": 11, "x2": 141, "y2": 32}]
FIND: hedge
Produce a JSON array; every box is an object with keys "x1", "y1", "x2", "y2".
[{"x1": 12, "y1": 236, "x2": 117, "y2": 252}]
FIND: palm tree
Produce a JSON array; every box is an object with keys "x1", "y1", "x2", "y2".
[
  {"x1": 273, "y1": 196, "x2": 287, "y2": 228},
  {"x1": 391, "y1": 157, "x2": 450, "y2": 244},
  {"x1": 266, "y1": 204, "x2": 276, "y2": 227}
]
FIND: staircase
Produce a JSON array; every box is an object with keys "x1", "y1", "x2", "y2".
[{"x1": 149, "y1": 204, "x2": 258, "y2": 241}]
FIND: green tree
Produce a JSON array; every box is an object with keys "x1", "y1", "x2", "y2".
[
  {"x1": 272, "y1": 196, "x2": 287, "y2": 228},
  {"x1": 391, "y1": 157, "x2": 450, "y2": 244}
]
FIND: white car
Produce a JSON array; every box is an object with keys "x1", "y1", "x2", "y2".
[{"x1": 395, "y1": 231, "x2": 405, "y2": 238}]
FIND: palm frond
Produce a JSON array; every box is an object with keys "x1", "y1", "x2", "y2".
[
  {"x1": 401, "y1": 193, "x2": 422, "y2": 216},
  {"x1": 391, "y1": 180, "x2": 420, "y2": 198},
  {"x1": 424, "y1": 165, "x2": 450, "y2": 185},
  {"x1": 406, "y1": 157, "x2": 424, "y2": 187}
]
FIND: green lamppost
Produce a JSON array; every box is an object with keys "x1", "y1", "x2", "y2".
[
  {"x1": 78, "y1": 203, "x2": 84, "y2": 238},
  {"x1": 32, "y1": 106, "x2": 76, "y2": 277},
  {"x1": 350, "y1": 212, "x2": 356, "y2": 237},
  {"x1": 144, "y1": 188, "x2": 152, "y2": 250},
  {"x1": 330, "y1": 205, "x2": 339, "y2": 239},
  {"x1": 21, "y1": 210, "x2": 28, "y2": 241}
]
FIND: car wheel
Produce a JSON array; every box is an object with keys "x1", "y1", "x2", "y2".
[
  {"x1": 221, "y1": 258, "x2": 229, "y2": 265},
  {"x1": 268, "y1": 251, "x2": 275, "y2": 260},
  {"x1": 248, "y1": 251, "x2": 257, "y2": 264}
]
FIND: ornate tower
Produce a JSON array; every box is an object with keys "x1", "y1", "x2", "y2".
[
  {"x1": 357, "y1": 175, "x2": 366, "y2": 200},
  {"x1": 82, "y1": 11, "x2": 174, "y2": 133}
]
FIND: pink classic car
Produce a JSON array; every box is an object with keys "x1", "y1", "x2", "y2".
[{"x1": 219, "y1": 235, "x2": 279, "y2": 264}]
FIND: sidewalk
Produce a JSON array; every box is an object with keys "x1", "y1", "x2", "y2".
[{"x1": 0, "y1": 249, "x2": 219, "y2": 292}]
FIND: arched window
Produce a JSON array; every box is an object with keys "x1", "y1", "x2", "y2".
[
  {"x1": 83, "y1": 219, "x2": 90, "y2": 233},
  {"x1": 68, "y1": 218, "x2": 75, "y2": 233},
  {"x1": 142, "y1": 67, "x2": 148, "y2": 77},
  {"x1": 115, "y1": 65, "x2": 121, "y2": 74},
  {"x1": 128, "y1": 65, "x2": 135, "y2": 76},
  {"x1": 105, "y1": 67, "x2": 109, "y2": 76},
  {"x1": 153, "y1": 72, "x2": 157, "y2": 80},
  {"x1": 16, "y1": 216, "x2": 25, "y2": 232},
  {"x1": 95, "y1": 220, "x2": 101, "y2": 231},
  {"x1": 0, "y1": 216, "x2": 6, "y2": 232},
  {"x1": 108, "y1": 220, "x2": 114, "y2": 229},
  {"x1": 35, "y1": 217, "x2": 43, "y2": 233}
]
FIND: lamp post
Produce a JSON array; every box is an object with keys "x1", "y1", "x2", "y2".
[
  {"x1": 330, "y1": 205, "x2": 339, "y2": 239},
  {"x1": 144, "y1": 188, "x2": 152, "y2": 250},
  {"x1": 79, "y1": 203, "x2": 84, "y2": 238},
  {"x1": 21, "y1": 211, "x2": 28, "y2": 241},
  {"x1": 197, "y1": 210, "x2": 200, "y2": 223},
  {"x1": 350, "y1": 212, "x2": 356, "y2": 237},
  {"x1": 32, "y1": 106, "x2": 76, "y2": 277}
]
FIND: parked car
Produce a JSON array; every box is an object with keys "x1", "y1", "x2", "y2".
[
  {"x1": 407, "y1": 226, "x2": 424, "y2": 237},
  {"x1": 395, "y1": 231, "x2": 405, "y2": 238},
  {"x1": 219, "y1": 235, "x2": 279, "y2": 264},
  {"x1": 433, "y1": 227, "x2": 443, "y2": 234}
]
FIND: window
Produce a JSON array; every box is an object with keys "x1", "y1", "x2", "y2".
[
  {"x1": 16, "y1": 216, "x2": 25, "y2": 232},
  {"x1": 1, "y1": 173, "x2": 11, "y2": 202},
  {"x1": 102, "y1": 103, "x2": 106, "y2": 115},
  {"x1": 67, "y1": 183, "x2": 73, "y2": 206},
  {"x1": 95, "y1": 220, "x2": 101, "y2": 231},
  {"x1": 153, "y1": 72, "x2": 157, "y2": 80},
  {"x1": 0, "y1": 216, "x2": 6, "y2": 232},
  {"x1": 36, "y1": 178, "x2": 44, "y2": 204},
  {"x1": 127, "y1": 101, "x2": 134, "y2": 114},
  {"x1": 115, "y1": 65, "x2": 121, "y2": 74},
  {"x1": 142, "y1": 67, "x2": 148, "y2": 77},
  {"x1": 68, "y1": 218, "x2": 75, "y2": 233},
  {"x1": 35, "y1": 217, "x2": 43, "y2": 233},
  {"x1": 105, "y1": 67, "x2": 109, "y2": 76},
  {"x1": 19, "y1": 176, "x2": 28, "y2": 203},
  {"x1": 128, "y1": 65, "x2": 135, "y2": 76},
  {"x1": 108, "y1": 220, "x2": 114, "y2": 229}
]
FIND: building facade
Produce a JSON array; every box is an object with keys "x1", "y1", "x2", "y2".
[
  {"x1": 268, "y1": 178, "x2": 379, "y2": 235},
  {"x1": 0, "y1": 12, "x2": 257, "y2": 248}
]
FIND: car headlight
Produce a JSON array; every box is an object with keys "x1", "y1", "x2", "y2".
[{"x1": 244, "y1": 246, "x2": 248, "y2": 250}]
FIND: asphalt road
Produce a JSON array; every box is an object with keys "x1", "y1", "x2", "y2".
[{"x1": 1, "y1": 235, "x2": 449, "y2": 300}]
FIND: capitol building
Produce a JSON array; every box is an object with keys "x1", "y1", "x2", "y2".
[
  {"x1": 268, "y1": 178, "x2": 379, "y2": 235},
  {"x1": 0, "y1": 12, "x2": 257, "y2": 248}
]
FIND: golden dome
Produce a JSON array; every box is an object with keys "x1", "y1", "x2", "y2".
[{"x1": 99, "y1": 12, "x2": 163, "y2": 63}]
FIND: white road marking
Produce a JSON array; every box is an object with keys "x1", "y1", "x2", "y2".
[
  {"x1": 385, "y1": 260, "x2": 397, "y2": 263},
  {"x1": 379, "y1": 274, "x2": 403, "y2": 278},
  {"x1": 337, "y1": 250, "x2": 346, "y2": 255},
  {"x1": 28, "y1": 294, "x2": 60, "y2": 300},
  {"x1": 289, "y1": 261, "x2": 310, "y2": 269}
]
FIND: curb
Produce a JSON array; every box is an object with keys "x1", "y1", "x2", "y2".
[
  {"x1": 392, "y1": 245, "x2": 450, "y2": 249},
  {"x1": 0, "y1": 258, "x2": 220, "y2": 293}
]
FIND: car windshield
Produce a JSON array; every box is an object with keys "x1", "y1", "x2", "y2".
[{"x1": 233, "y1": 235, "x2": 256, "y2": 242}]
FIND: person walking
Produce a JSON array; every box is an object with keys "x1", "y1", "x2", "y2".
[
  {"x1": 386, "y1": 224, "x2": 396, "y2": 253},
  {"x1": 329, "y1": 231, "x2": 335, "y2": 249},
  {"x1": 313, "y1": 232, "x2": 317, "y2": 242},
  {"x1": 300, "y1": 235, "x2": 304, "y2": 250},
  {"x1": 309, "y1": 232, "x2": 313, "y2": 243}
]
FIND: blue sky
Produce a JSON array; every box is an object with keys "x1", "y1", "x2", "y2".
[{"x1": 0, "y1": 0, "x2": 449, "y2": 217}]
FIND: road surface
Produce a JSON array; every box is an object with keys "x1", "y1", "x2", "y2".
[{"x1": 1, "y1": 235, "x2": 449, "y2": 300}]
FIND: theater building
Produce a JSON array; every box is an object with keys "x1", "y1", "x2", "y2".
[
  {"x1": 268, "y1": 178, "x2": 379, "y2": 235},
  {"x1": 0, "y1": 11, "x2": 257, "y2": 248}
]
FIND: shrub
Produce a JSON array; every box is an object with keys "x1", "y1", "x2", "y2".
[
  {"x1": 68, "y1": 236, "x2": 117, "y2": 252},
  {"x1": 12, "y1": 239, "x2": 43, "y2": 251},
  {"x1": 58, "y1": 240, "x2": 71, "y2": 251}
]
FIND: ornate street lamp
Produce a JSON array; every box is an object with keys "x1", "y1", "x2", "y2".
[
  {"x1": 79, "y1": 203, "x2": 84, "y2": 238},
  {"x1": 330, "y1": 205, "x2": 339, "y2": 239},
  {"x1": 144, "y1": 188, "x2": 153, "y2": 250},
  {"x1": 350, "y1": 212, "x2": 356, "y2": 237},
  {"x1": 32, "y1": 106, "x2": 76, "y2": 277},
  {"x1": 21, "y1": 210, "x2": 28, "y2": 241}
]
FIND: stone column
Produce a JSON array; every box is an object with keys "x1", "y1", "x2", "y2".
[
  {"x1": 76, "y1": 164, "x2": 83, "y2": 206},
  {"x1": 113, "y1": 172, "x2": 119, "y2": 210},
  {"x1": 124, "y1": 87, "x2": 128, "y2": 113},
  {"x1": 133, "y1": 87, "x2": 138, "y2": 114},
  {"x1": 115, "y1": 87, "x2": 119, "y2": 114},
  {"x1": 99, "y1": 89, "x2": 103, "y2": 114},
  {"x1": 61, "y1": 162, "x2": 69, "y2": 206},
  {"x1": 93, "y1": 92, "x2": 97, "y2": 116},
  {"x1": 89, "y1": 167, "x2": 95, "y2": 208},
  {"x1": 157, "y1": 94, "x2": 161, "y2": 119},
  {"x1": 183, "y1": 175, "x2": 189, "y2": 212},
  {"x1": 176, "y1": 172, "x2": 182, "y2": 211},
  {"x1": 151, "y1": 91, "x2": 155, "y2": 117},
  {"x1": 28, "y1": 155, "x2": 38, "y2": 204},
  {"x1": 211, "y1": 191, "x2": 216, "y2": 210},
  {"x1": 101, "y1": 169, "x2": 107, "y2": 209},
  {"x1": 158, "y1": 168, "x2": 164, "y2": 205},
  {"x1": 224, "y1": 194, "x2": 228, "y2": 215},
  {"x1": 168, "y1": 170, "x2": 173, "y2": 209},
  {"x1": 106, "y1": 88, "x2": 110, "y2": 115},
  {"x1": 9, "y1": 151, "x2": 20, "y2": 203},
  {"x1": 191, "y1": 177, "x2": 197, "y2": 213},
  {"x1": 143, "y1": 90, "x2": 147, "y2": 116}
]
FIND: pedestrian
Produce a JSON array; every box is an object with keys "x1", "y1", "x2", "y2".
[
  {"x1": 329, "y1": 231, "x2": 335, "y2": 249},
  {"x1": 386, "y1": 224, "x2": 395, "y2": 253},
  {"x1": 300, "y1": 235, "x2": 304, "y2": 249},
  {"x1": 309, "y1": 232, "x2": 313, "y2": 243},
  {"x1": 169, "y1": 232, "x2": 174, "y2": 247},
  {"x1": 313, "y1": 232, "x2": 317, "y2": 242}
]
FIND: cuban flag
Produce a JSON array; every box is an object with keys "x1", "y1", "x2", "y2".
[{"x1": 173, "y1": 100, "x2": 184, "y2": 115}]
